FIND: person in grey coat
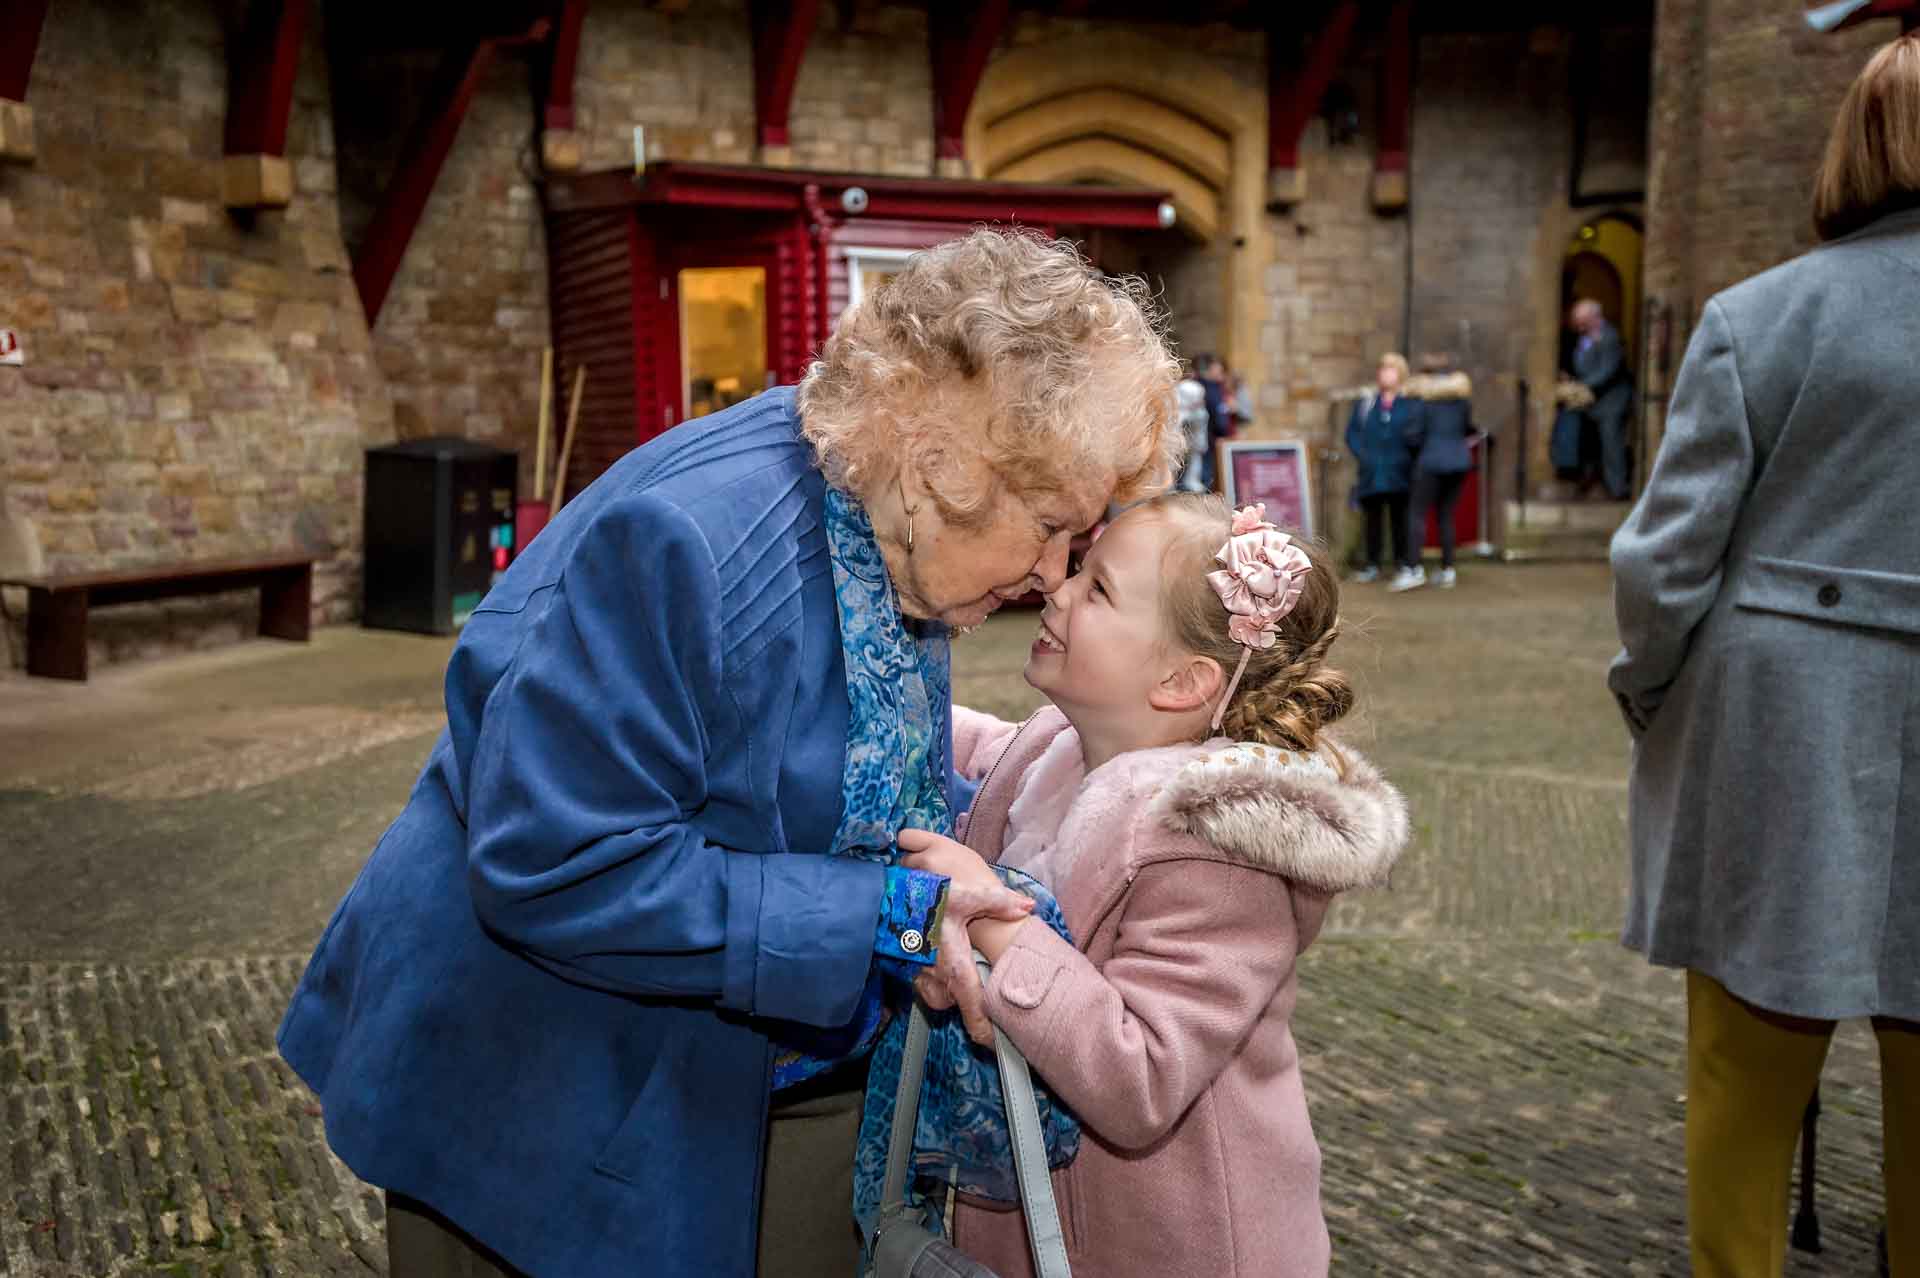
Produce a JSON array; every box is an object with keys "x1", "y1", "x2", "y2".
[
  {"x1": 1608, "y1": 32, "x2": 1920, "y2": 1278},
  {"x1": 1569, "y1": 299, "x2": 1634, "y2": 499}
]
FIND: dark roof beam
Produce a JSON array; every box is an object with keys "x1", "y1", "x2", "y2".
[
  {"x1": 930, "y1": 0, "x2": 1013, "y2": 178},
  {"x1": 1372, "y1": 0, "x2": 1412, "y2": 212},
  {"x1": 352, "y1": 36, "x2": 494, "y2": 325},
  {"x1": 223, "y1": 0, "x2": 310, "y2": 208},
  {"x1": 0, "y1": 0, "x2": 51, "y2": 163},
  {"x1": 749, "y1": 0, "x2": 824, "y2": 166},
  {"x1": 1266, "y1": 0, "x2": 1359, "y2": 209},
  {"x1": 540, "y1": 0, "x2": 589, "y2": 172}
]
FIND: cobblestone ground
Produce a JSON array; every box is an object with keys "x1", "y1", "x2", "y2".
[{"x1": 0, "y1": 564, "x2": 1894, "y2": 1275}]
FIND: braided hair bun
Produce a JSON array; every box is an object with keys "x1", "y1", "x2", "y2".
[{"x1": 1146, "y1": 493, "x2": 1353, "y2": 754}]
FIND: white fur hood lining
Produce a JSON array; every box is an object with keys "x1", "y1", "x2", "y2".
[{"x1": 1146, "y1": 741, "x2": 1410, "y2": 894}]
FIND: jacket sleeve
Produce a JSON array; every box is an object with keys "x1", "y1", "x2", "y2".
[
  {"x1": 1607, "y1": 299, "x2": 1755, "y2": 734},
  {"x1": 1578, "y1": 330, "x2": 1626, "y2": 391},
  {"x1": 982, "y1": 856, "x2": 1299, "y2": 1151},
  {"x1": 1343, "y1": 403, "x2": 1362, "y2": 462},
  {"x1": 1403, "y1": 400, "x2": 1428, "y2": 458},
  {"x1": 457, "y1": 491, "x2": 884, "y2": 1028}
]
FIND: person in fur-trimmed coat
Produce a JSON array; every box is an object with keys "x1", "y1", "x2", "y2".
[
  {"x1": 1405, "y1": 358, "x2": 1478, "y2": 589},
  {"x1": 900, "y1": 494, "x2": 1409, "y2": 1278}
]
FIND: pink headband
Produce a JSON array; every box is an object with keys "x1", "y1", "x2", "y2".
[{"x1": 1204, "y1": 503, "x2": 1314, "y2": 732}]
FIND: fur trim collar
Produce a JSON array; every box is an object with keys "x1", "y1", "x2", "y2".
[
  {"x1": 1408, "y1": 371, "x2": 1472, "y2": 400},
  {"x1": 1149, "y1": 741, "x2": 1409, "y2": 893}
]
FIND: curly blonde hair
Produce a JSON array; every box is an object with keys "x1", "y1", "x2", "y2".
[
  {"x1": 1142, "y1": 493, "x2": 1354, "y2": 758},
  {"x1": 797, "y1": 229, "x2": 1182, "y2": 525}
]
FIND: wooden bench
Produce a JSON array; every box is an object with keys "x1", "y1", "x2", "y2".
[{"x1": 1, "y1": 552, "x2": 316, "y2": 681}]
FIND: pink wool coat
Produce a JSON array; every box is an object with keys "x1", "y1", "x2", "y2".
[{"x1": 947, "y1": 707, "x2": 1408, "y2": 1278}]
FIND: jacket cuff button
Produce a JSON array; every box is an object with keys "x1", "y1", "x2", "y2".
[{"x1": 1817, "y1": 584, "x2": 1841, "y2": 607}]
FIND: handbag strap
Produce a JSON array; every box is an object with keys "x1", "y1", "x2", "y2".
[
  {"x1": 981, "y1": 960, "x2": 1072, "y2": 1278},
  {"x1": 875, "y1": 960, "x2": 1072, "y2": 1278},
  {"x1": 880, "y1": 989, "x2": 934, "y2": 1213}
]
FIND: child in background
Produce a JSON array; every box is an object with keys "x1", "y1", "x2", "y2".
[{"x1": 902, "y1": 494, "x2": 1409, "y2": 1278}]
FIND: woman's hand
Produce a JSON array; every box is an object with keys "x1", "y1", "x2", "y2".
[{"x1": 898, "y1": 829, "x2": 1034, "y2": 1045}]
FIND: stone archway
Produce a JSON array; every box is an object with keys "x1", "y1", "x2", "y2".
[{"x1": 964, "y1": 30, "x2": 1269, "y2": 388}]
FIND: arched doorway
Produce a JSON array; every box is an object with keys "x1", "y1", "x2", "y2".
[
  {"x1": 1559, "y1": 212, "x2": 1642, "y2": 375},
  {"x1": 964, "y1": 31, "x2": 1267, "y2": 386}
]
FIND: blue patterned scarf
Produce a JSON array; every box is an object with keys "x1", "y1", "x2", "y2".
[
  {"x1": 770, "y1": 486, "x2": 956, "y2": 1090},
  {"x1": 801, "y1": 488, "x2": 1081, "y2": 1251}
]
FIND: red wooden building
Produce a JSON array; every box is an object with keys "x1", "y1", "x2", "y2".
[{"x1": 541, "y1": 162, "x2": 1175, "y2": 497}]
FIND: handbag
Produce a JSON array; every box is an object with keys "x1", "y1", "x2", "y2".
[{"x1": 868, "y1": 959, "x2": 1073, "y2": 1278}]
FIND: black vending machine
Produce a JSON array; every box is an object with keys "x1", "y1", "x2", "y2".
[{"x1": 362, "y1": 437, "x2": 518, "y2": 634}]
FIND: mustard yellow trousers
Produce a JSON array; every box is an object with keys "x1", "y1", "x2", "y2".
[{"x1": 1687, "y1": 970, "x2": 1920, "y2": 1277}]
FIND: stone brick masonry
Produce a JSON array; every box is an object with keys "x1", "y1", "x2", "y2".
[
  {"x1": 4, "y1": 0, "x2": 1902, "y2": 674},
  {"x1": 0, "y1": 0, "x2": 393, "y2": 668},
  {"x1": 1640, "y1": 0, "x2": 1896, "y2": 455}
]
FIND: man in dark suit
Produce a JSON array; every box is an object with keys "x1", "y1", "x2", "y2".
[{"x1": 1570, "y1": 299, "x2": 1635, "y2": 499}]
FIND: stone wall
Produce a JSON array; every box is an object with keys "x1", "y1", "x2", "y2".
[
  {"x1": 332, "y1": 45, "x2": 551, "y2": 502},
  {"x1": 1409, "y1": 28, "x2": 1584, "y2": 497},
  {"x1": 569, "y1": 1, "x2": 936, "y2": 176},
  {"x1": 0, "y1": 0, "x2": 391, "y2": 670},
  {"x1": 1641, "y1": 0, "x2": 1893, "y2": 456},
  {"x1": 572, "y1": 1, "x2": 756, "y2": 170},
  {"x1": 1263, "y1": 124, "x2": 1407, "y2": 445},
  {"x1": 23, "y1": 1, "x2": 1892, "y2": 675}
]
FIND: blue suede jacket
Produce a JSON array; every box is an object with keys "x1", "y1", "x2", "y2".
[{"x1": 279, "y1": 389, "x2": 957, "y2": 1276}]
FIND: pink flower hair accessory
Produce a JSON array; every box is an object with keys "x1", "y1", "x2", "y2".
[{"x1": 1204, "y1": 503, "x2": 1314, "y2": 731}]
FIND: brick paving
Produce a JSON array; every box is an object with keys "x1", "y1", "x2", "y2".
[
  {"x1": 0, "y1": 563, "x2": 1896, "y2": 1275},
  {"x1": 2, "y1": 960, "x2": 381, "y2": 1277}
]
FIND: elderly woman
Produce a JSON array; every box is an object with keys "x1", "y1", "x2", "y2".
[
  {"x1": 278, "y1": 229, "x2": 1179, "y2": 1277},
  {"x1": 1609, "y1": 35, "x2": 1920, "y2": 1278}
]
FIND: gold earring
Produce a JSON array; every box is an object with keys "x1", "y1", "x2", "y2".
[{"x1": 899, "y1": 474, "x2": 915, "y2": 553}]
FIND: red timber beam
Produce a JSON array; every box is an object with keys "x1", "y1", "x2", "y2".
[
  {"x1": 748, "y1": 0, "x2": 823, "y2": 166},
  {"x1": 223, "y1": 0, "x2": 310, "y2": 208},
  {"x1": 1265, "y1": 0, "x2": 1360, "y2": 209},
  {"x1": 0, "y1": 0, "x2": 51, "y2": 163},
  {"x1": 929, "y1": 0, "x2": 1013, "y2": 178},
  {"x1": 1371, "y1": 0, "x2": 1413, "y2": 211},
  {"x1": 352, "y1": 14, "x2": 552, "y2": 326},
  {"x1": 540, "y1": 0, "x2": 589, "y2": 172}
]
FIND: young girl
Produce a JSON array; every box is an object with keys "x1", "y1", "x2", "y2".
[{"x1": 901, "y1": 493, "x2": 1409, "y2": 1278}]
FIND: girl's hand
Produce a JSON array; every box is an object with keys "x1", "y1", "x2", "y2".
[{"x1": 898, "y1": 829, "x2": 1033, "y2": 1044}]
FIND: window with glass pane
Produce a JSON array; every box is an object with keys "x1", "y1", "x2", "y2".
[
  {"x1": 846, "y1": 248, "x2": 916, "y2": 310},
  {"x1": 679, "y1": 267, "x2": 768, "y2": 419}
]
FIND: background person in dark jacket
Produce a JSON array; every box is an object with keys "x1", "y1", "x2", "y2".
[
  {"x1": 1346, "y1": 352, "x2": 1424, "y2": 587},
  {"x1": 1405, "y1": 353, "x2": 1477, "y2": 589},
  {"x1": 1570, "y1": 298, "x2": 1634, "y2": 499},
  {"x1": 1194, "y1": 352, "x2": 1232, "y2": 490}
]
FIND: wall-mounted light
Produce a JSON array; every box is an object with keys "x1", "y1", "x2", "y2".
[
  {"x1": 841, "y1": 186, "x2": 869, "y2": 214},
  {"x1": 1156, "y1": 201, "x2": 1177, "y2": 230},
  {"x1": 1320, "y1": 83, "x2": 1360, "y2": 148}
]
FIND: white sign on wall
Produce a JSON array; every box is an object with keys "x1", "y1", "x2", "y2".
[{"x1": 0, "y1": 330, "x2": 20, "y2": 366}]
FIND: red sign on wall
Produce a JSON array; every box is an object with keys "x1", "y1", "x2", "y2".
[{"x1": 1220, "y1": 441, "x2": 1315, "y2": 537}]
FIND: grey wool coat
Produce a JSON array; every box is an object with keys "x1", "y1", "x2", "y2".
[{"x1": 1609, "y1": 207, "x2": 1920, "y2": 1023}]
